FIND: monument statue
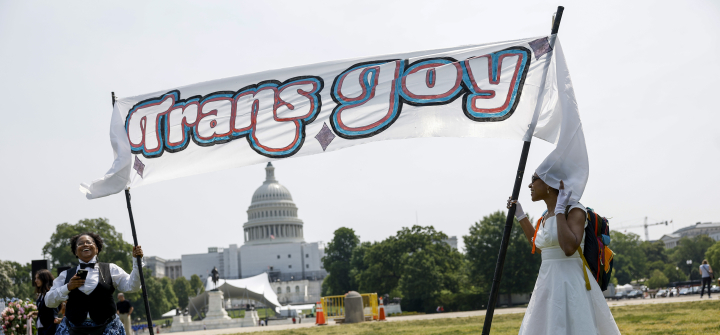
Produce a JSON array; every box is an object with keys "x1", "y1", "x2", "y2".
[{"x1": 211, "y1": 267, "x2": 220, "y2": 291}]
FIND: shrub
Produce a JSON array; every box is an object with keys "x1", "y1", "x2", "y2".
[{"x1": 647, "y1": 270, "x2": 669, "y2": 289}]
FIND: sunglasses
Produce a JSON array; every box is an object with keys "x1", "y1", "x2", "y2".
[{"x1": 531, "y1": 175, "x2": 540, "y2": 183}]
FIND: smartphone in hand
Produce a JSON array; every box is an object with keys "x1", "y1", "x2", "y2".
[{"x1": 76, "y1": 269, "x2": 89, "y2": 279}]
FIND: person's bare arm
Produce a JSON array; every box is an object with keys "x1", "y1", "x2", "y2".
[
  {"x1": 554, "y1": 181, "x2": 585, "y2": 256},
  {"x1": 556, "y1": 208, "x2": 586, "y2": 256},
  {"x1": 129, "y1": 306, "x2": 134, "y2": 315}
]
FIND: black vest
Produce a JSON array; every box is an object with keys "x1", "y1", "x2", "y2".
[
  {"x1": 64, "y1": 263, "x2": 117, "y2": 325},
  {"x1": 36, "y1": 294, "x2": 58, "y2": 328}
]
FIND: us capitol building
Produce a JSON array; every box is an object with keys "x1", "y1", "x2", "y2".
[{"x1": 146, "y1": 163, "x2": 327, "y2": 304}]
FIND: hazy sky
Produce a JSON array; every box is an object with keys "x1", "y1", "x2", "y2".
[{"x1": 1, "y1": 1, "x2": 719, "y2": 265}]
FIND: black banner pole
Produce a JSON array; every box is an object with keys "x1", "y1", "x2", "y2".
[
  {"x1": 113, "y1": 92, "x2": 155, "y2": 335},
  {"x1": 481, "y1": 6, "x2": 563, "y2": 334}
]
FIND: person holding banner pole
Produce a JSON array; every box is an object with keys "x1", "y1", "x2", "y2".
[
  {"x1": 45, "y1": 232, "x2": 144, "y2": 335},
  {"x1": 508, "y1": 175, "x2": 619, "y2": 335}
]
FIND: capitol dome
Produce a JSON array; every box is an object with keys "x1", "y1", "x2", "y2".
[{"x1": 243, "y1": 162, "x2": 304, "y2": 245}]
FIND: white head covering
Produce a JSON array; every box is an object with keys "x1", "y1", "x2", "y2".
[{"x1": 532, "y1": 40, "x2": 589, "y2": 204}]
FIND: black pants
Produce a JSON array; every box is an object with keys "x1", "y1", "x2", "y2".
[{"x1": 700, "y1": 277, "x2": 712, "y2": 297}]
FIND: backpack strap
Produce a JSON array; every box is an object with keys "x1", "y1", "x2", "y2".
[{"x1": 577, "y1": 246, "x2": 592, "y2": 291}]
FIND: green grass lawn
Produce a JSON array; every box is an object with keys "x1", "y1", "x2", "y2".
[
  {"x1": 233, "y1": 300, "x2": 720, "y2": 334},
  {"x1": 216, "y1": 308, "x2": 277, "y2": 319}
]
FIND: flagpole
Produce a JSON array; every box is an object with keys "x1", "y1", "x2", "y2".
[
  {"x1": 113, "y1": 92, "x2": 156, "y2": 335},
  {"x1": 481, "y1": 6, "x2": 564, "y2": 335}
]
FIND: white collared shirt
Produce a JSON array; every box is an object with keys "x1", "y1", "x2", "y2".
[{"x1": 45, "y1": 256, "x2": 145, "y2": 308}]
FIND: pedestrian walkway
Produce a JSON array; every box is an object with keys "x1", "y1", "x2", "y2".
[{"x1": 172, "y1": 294, "x2": 715, "y2": 334}]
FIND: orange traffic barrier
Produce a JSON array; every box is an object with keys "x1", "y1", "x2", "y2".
[
  {"x1": 315, "y1": 301, "x2": 326, "y2": 325},
  {"x1": 378, "y1": 300, "x2": 386, "y2": 321}
]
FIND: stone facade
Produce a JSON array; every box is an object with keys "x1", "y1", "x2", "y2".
[
  {"x1": 165, "y1": 259, "x2": 182, "y2": 280},
  {"x1": 660, "y1": 222, "x2": 720, "y2": 249},
  {"x1": 269, "y1": 279, "x2": 322, "y2": 305},
  {"x1": 442, "y1": 236, "x2": 458, "y2": 250},
  {"x1": 144, "y1": 256, "x2": 166, "y2": 278}
]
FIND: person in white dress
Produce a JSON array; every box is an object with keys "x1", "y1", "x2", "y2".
[{"x1": 509, "y1": 173, "x2": 620, "y2": 335}]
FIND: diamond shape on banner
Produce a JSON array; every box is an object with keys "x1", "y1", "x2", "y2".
[
  {"x1": 133, "y1": 156, "x2": 145, "y2": 178},
  {"x1": 315, "y1": 123, "x2": 336, "y2": 151},
  {"x1": 529, "y1": 37, "x2": 552, "y2": 60}
]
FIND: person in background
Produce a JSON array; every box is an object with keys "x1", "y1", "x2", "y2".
[
  {"x1": 29, "y1": 269, "x2": 62, "y2": 335},
  {"x1": 45, "y1": 232, "x2": 144, "y2": 335},
  {"x1": 699, "y1": 260, "x2": 713, "y2": 298},
  {"x1": 116, "y1": 293, "x2": 133, "y2": 335}
]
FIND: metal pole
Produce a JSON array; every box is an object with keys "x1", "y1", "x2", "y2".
[
  {"x1": 115, "y1": 92, "x2": 156, "y2": 335},
  {"x1": 481, "y1": 6, "x2": 563, "y2": 335}
]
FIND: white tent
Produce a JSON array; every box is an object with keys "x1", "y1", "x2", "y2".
[
  {"x1": 161, "y1": 309, "x2": 178, "y2": 318},
  {"x1": 616, "y1": 284, "x2": 634, "y2": 292},
  {"x1": 187, "y1": 273, "x2": 281, "y2": 317}
]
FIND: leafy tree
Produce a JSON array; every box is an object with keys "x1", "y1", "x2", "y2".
[
  {"x1": 640, "y1": 241, "x2": 668, "y2": 264},
  {"x1": 8, "y1": 262, "x2": 33, "y2": 300},
  {"x1": 647, "y1": 260, "x2": 665, "y2": 273},
  {"x1": 354, "y1": 226, "x2": 463, "y2": 312},
  {"x1": 663, "y1": 264, "x2": 687, "y2": 283},
  {"x1": 399, "y1": 242, "x2": 462, "y2": 312},
  {"x1": 124, "y1": 272, "x2": 169, "y2": 320},
  {"x1": 42, "y1": 218, "x2": 134, "y2": 273},
  {"x1": 648, "y1": 270, "x2": 669, "y2": 289},
  {"x1": 189, "y1": 274, "x2": 204, "y2": 296},
  {"x1": 0, "y1": 260, "x2": 16, "y2": 297},
  {"x1": 348, "y1": 241, "x2": 371, "y2": 290},
  {"x1": 704, "y1": 241, "x2": 720, "y2": 278},
  {"x1": 609, "y1": 231, "x2": 647, "y2": 284},
  {"x1": 355, "y1": 239, "x2": 403, "y2": 295},
  {"x1": 646, "y1": 270, "x2": 669, "y2": 289},
  {"x1": 145, "y1": 276, "x2": 170, "y2": 319},
  {"x1": 464, "y1": 211, "x2": 541, "y2": 301},
  {"x1": 321, "y1": 228, "x2": 360, "y2": 296},
  {"x1": 161, "y1": 277, "x2": 178, "y2": 308},
  {"x1": 173, "y1": 276, "x2": 193, "y2": 309},
  {"x1": 670, "y1": 235, "x2": 716, "y2": 280}
]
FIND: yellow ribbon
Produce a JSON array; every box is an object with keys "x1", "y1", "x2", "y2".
[{"x1": 577, "y1": 246, "x2": 592, "y2": 291}]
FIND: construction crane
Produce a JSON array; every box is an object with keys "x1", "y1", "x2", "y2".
[{"x1": 614, "y1": 217, "x2": 672, "y2": 241}]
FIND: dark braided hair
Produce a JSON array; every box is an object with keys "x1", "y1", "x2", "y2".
[{"x1": 70, "y1": 232, "x2": 104, "y2": 258}]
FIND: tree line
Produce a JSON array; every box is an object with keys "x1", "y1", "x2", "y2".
[
  {"x1": 610, "y1": 230, "x2": 720, "y2": 289},
  {"x1": 322, "y1": 213, "x2": 720, "y2": 312},
  {"x1": 321, "y1": 211, "x2": 542, "y2": 313},
  {"x1": 3, "y1": 215, "x2": 720, "y2": 316}
]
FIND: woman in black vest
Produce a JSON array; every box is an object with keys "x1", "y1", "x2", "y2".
[
  {"x1": 28, "y1": 269, "x2": 62, "y2": 335},
  {"x1": 45, "y1": 232, "x2": 143, "y2": 335}
]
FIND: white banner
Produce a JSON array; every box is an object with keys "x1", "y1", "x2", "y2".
[{"x1": 81, "y1": 35, "x2": 587, "y2": 201}]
